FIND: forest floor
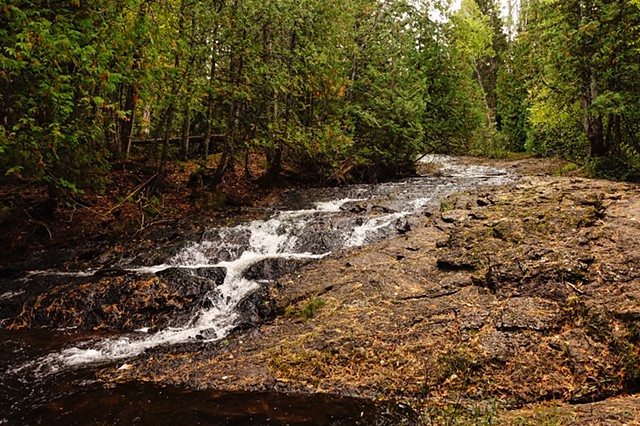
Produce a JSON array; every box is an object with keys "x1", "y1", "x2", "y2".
[
  {"x1": 2, "y1": 156, "x2": 640, "y2": 424},
  {"x1": 0, "y1": 155, "x2": 290, "y2": 266}
]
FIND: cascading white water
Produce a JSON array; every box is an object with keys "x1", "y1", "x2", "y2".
[
  {"x1": 12, "y1": 157, "x2": 514, "y2": 376},
  {"x1": 17, "y1": 199, "x2": 367, "y2": 375}
]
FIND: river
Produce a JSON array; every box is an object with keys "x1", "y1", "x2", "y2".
[{"x1": 0, "y1": 156, "x2": 513, "y2": 425}]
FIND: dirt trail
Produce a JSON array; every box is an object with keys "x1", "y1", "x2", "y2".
[{"x1": 90, "y1": 158, "x2": 639, "y2": 423}]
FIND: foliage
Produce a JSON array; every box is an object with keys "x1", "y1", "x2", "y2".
[
  {"x1": 420, "y1": 23, "x2": 488, "y2": 154},
  {"x1": 450, "y1": 0, "x2": 494, "y2": 62},
  {"x1": 557, "y1": 162, "x2": 580, "y2": 175},
  {"x1": 511, "y1": 0, "x2": 640, "y2": 176},
  {"x1": 1, "y1": 0, "x2": 494, "y2": 192},
  {"x1": 0, "y1": 1, "x2": 125, "y2": 193},
  {"x1": 4, "y1": 0, "x2": 638, "y2": 197},
  {"x1": 586, "y1": 154, "x2": 640, "y2": 182},
  {"x1": 346, "y1": 1, "x2": 429, "y2": 180},
  {"x1": 468, "y1": 126, "x2": 511, "y2": 159},
  {"x1": 496, "y1": 36, "x2": 530, "y2": 152},
  {"x1": 442, "y1": 0, "x2": 508, "y2": 155},
  {"x1": 525, "y1": 90, "x2": 589, "y2": 160}
]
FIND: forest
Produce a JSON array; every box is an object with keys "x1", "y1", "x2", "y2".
[
  {"x1": 1, "y1": 0, "x2": 640, "y2": 198},
  {"x1": 3, "y1": 2, "x2": 640, "y2": 423}
]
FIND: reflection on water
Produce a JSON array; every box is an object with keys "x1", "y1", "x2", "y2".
[{"x1": 23, "y1": 383, "x2": 415, "y2": 425}]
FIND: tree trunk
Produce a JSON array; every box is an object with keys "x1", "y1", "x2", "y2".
[
  {"x1": 158, "y1": 103, "x2": 175, "y2": 181},
  {"x1": 582, "y1": 67, "x2": 606, "y2": 157},
  {"x1": 264, "y1": 83, "x2": 282, "y2": 183},
  {"x1": 211, "y1": 145, "x2": 232, "y2": 188},
  {"x1": 265, "y1": 142, "x2": 282, "y2": 183},
  {"x1": 201, "y1": 43, "x2": 217, "y2": 159},
  {"x1": 474, "y1": 63, "x2": 494, "y2": 124},
  {"x1": 606, "y1": 114, "x2": 623, "y2": 155},
  {"x1": 180, "y1": 105, "x2": 191, "y2": 160},
  {"x1": 586, "y1": 114, "x2": 606, "y2": 157},
  {"x1": 211, "y1": 23, "x2": 245, "y2": 189},
  {"x1": 117, "y1": 1, "x2": 150, "y2": 158},
  {"x1": 118, "y1": 84, "x2": 138, "y2": 157}
]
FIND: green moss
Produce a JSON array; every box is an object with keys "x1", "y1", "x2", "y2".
[
  {"x1": 440, "y1": 198, "x2": 455, "y2": 212},
  {"x1": 284, "y1": 297, "x2": 327, "y2": 320},
  {"x1": 510, "y1": 407, "x2": 570, "y2": 426},
  {"x1": 417, "y1": 399, "x2": 501, "y2": 426}
]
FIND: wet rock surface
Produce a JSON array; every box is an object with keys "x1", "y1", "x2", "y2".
[
  {"x1": 7, "y1": 267, "x2": 227, "y2": 332},
  {"x1": 98, "y1": 171, "x2": 640, "y2": 423},
  {"x1": 243, "y1": 257, "x2": 311, "y2": 282},
  {"x1": 2, "y1": 157, "x2": 639, "y2": 424}
]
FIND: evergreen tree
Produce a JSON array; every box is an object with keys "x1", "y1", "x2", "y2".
[
  {"x1": 5, "y1": 0, "x2": 588, "y2": 195},
  {"x1": 520, "y1": 0, "x2": 640, "y2": 163}
]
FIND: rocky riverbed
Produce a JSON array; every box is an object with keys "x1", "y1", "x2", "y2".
[
  {"x1": 97, "y1": 161, "x2": 640, "y2": 424},
  {"x1": 2, "y1": 157, "x2": 639, "y2": 424}
]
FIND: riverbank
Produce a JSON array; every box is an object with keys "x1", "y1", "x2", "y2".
[
  {"x1": 2, "y1": 156, "x2": 639, "y2": 424},
  {"x1": 0, "y1": 156, "x2": 290, "y2": 268},
  {"x1": 93, "y1": 158, "x2": 639, "y2": 424}
]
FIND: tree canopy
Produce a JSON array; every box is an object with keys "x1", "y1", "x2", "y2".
[
  {"x1": 2, "y1": 0, "x2": 640, "y2": 198},
  {"x1": 499, "y1": 0, "x2": 640, "y2": 177}
]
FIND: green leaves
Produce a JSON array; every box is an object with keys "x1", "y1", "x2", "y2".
[
  {"x1": 0, "y1": 0, "x2": 128, "y2": 191},
  {"x1": 0, "y1": 0, "x2": 518, "y2": 191},
  {"x1": 516, "y1": 0, "x2": 640, "y2": 163},
  {"x1": 451, "y1": 0, "x2": 494, "y2": 60}
]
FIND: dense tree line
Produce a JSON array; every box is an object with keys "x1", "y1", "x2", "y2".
[
  {"x1": 0, "y1": 0, "x2": 488, "y2": 196},
  {"x1": 498, "y1": 0, "x2": 640, "y2": 178},
  {"x1": 1, "y1": 0, "x2": 639, "y2": 199}
]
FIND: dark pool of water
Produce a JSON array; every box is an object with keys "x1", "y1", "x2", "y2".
[
  {"x1": 20, "y1": 383, "x2": 415, "y2": 425},
  {"x1": 0, "y1": 330, "x2": 416, "y2": 425}
]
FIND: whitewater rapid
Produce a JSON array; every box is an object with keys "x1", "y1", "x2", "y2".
[{"x1": 11, "y1": 156, "x2": 513, "y2": 376}]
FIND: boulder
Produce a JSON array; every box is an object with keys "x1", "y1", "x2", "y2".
[
  {"x1": 157, "y1": 267, "x2": 226, "y2": 297},
  {"x1": 7, "y1": 267, "x2": 227, "y2": 332},
  {"x1": 244, "y1": 258, "x2": 310, "y2": 282},
  {"x1": 441, "y1": 209, "x2": 469, "y2": 223}
]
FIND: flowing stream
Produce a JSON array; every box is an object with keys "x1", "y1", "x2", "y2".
[{"x1": 0, "y1": 156, "x2": 513, "y2": 425}]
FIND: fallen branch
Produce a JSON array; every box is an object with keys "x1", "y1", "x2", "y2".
[
  {"x1": 565, "y1": 281, "x2": 585, "y2": 295},
  {"x1": 22, "y1": 209, "x2": 53, "y2": 240},
  {"x1": 105, "y1": 173, "x2": 158, "y2": 217},
  {"x1": 415, "y1": 153, "x2": 430, "y2": 163},
  {"x1": 131, "y1": 134, "x2": 208, "y2": 145},
  {"x1": 22, "y1": 208, "x2": 53, "y2": 240},
  {"x1": 133, "y1": 219, "x2": 175, "y2": 236},
  {"x1": 31, "y1": 219, "x2": 52, "y2": 240}
]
